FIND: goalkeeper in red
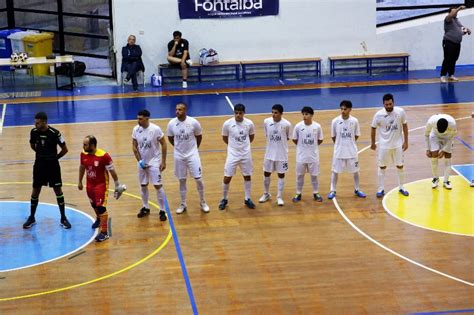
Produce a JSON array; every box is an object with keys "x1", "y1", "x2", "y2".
[{"x1": 78, "y1": 135, "x2": 126, "y2": 242}]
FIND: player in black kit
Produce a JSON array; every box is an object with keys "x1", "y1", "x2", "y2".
[{"x1": 23, "y1": 112, "x2": 71, "y2": 229}]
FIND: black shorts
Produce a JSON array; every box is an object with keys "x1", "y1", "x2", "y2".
[{"x1": 33, "y1": 160, "x2": 62, "y2": 188}]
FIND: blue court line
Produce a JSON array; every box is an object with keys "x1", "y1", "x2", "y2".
[
  {"x1": 455, "y1": 136, "x2": 474, "y2": 152},
  {"x1": 163, "y1": 196, "x2": 198, "y2": 315},
  {"x1": 411, "y1": 308, "x2": 474, "y2": 315}
]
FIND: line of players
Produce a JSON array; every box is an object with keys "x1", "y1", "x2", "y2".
[{"x1": 23, "y1": 93, "x2": 457, "y2": 242}]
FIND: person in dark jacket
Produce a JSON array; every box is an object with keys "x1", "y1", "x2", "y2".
[{"x1": 121, "y1": 35, "x2": 145, "y2": 91}]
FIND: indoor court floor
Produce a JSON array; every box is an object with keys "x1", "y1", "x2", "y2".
[{"x1": 0, "y1": 70, "x2": 473, "y2": 314}]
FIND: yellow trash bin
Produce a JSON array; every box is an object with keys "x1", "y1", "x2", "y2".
[{"x1": 23, "y1": 32, "x2": 54, "y2": 76}]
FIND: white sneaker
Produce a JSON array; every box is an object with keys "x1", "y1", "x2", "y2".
[
  {"x1": 259, "y1": 193, "x2": 271, "y2": 203},
  {"x1": 448, "y1": 75, "x2": 459, "y2": 81},
  {"x1": 182, "y1": 81, "x2": 188, "y2": 89},
  {"x1": 176, "y1": 204, "x2": 187, "y2": 214},
  {"x1": 443, "y1": 181, "x2": 452, "y2": 190},
  {"x1": 440, "y1": 76, "x2": 447, "y2": 83},
  {"x1": 200, "y1": 200, "x2": 210, "y2": 213},
  {"x1": 186, "y1": 59, "x2": 193, "y2": 66},
  {"x1": 276, "y1": 197, "x2": 284, "y2": 206},
  {"x1": 431, "y1": 177, "x2": 439, "y2": 189}
]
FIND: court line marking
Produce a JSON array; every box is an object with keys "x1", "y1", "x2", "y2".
[
  {"x1": 381, "y1": 177, "x2": 474, "y2": 238},
  {"x1": 333, "y1": 116, "x2": 474, "y2": 287},
  {"x1": 225, "y1": 95, "x2": 234, "y2": 111},
  {"x1": 0, "y1": 103, "x2": 6, "y2": 134},
  {"x1": 455, "y1": 136, "x2": 474, "y2": 152},
  {"x1": 411, "y1": 308, "x2": 474, "y2": 315},
  {"x1": 451, "y1": 164, "x2": 474, "y2": 186},
  {"x1": 0, "y1": 200, "x2": 96, "y2": 273},
  {"x1": 0, "y1": 182, "x2": 173, "y2": 301}
]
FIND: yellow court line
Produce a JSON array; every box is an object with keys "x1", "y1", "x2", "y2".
[{"x1": 0, "y1": 182, "x2": 172, "y2": 301}]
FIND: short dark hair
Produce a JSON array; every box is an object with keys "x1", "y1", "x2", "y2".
[
  {"x1": 340, "y1": 100, "x2": 352, "y2": 108},
  {"x1": 173, "y1": 31, "x2": 182, "y2": 37},
  {"x1": 383, "y1": 93, "x2": 394, "y2": 102},
  {"x1": 272, "y1": 104, "x2": 284, "y2": 114},
  {"x1": 35, "y1": 112, "x2": 47, "y2": 121},
  {"x1": 437, "y1": 118, "x2": 448, "y2": 133},
  {"x1": 301, "y1": 106, "x2": 314, "y2": 115},
  {"x1": 234, "y1": 103, "x2": 245, "y2": 113},
  {"x1": 86, "y1": 135, "x2": 97, "y2": 147},
  {"x1": 177, "y1": 102, "x2": 187, "y2": 109},
  {"x1": 137, "y1": 109, "x2": 150, "y2": 117}
]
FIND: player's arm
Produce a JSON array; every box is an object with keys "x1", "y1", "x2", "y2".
[
  {"x1": 318, "y1": 139, "x2": 323, "y2": 145},
  {"x1": 159, "y1": 137, "x2": 167, "y2": 171},
  {"x1": 78, "y1": 164, "x2": 85, "y2": 190},
  {"x1": 196, "y1": 134, "x2": 202, "y2": 148},
  {"x1": 249, "y1": 134, "x2": 255, "y2": 143},
  {"x1": 292, "y1": 128, "x2": 298, "y2": 145},
  {"x1": 57, "y1": 143, "x2": 68, "y2": 159},
  {"x1": 30, "y1": 143, "x2": 36, "y2": 152},
  {"x1": 402, "y1": 123, "x2": 409, "y2": 151},
  {"x1": 132, "y1": 139, "x2": 141, "y2": 162},
  {"x1": 167, "y1": 136, "x2": 174, "y2": 146},
  {"x1": 370, "y1": 127, "x2": 377, "y2": 150},
  {"x1": 222, "y1": 136, "x2": 229, "y2": 144},
  {"x1": 446, "y1": 6, "x2": 465, "y2": 22}
]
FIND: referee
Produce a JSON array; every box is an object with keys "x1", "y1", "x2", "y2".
[{"x1": 23, "y1": 112, "x2": 71, "y2": 229}]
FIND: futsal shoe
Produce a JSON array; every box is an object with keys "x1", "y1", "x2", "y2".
[
  {"x1": 176, "y1": 204, "x2": 187, "y2": 214},
  {"x1": 159, "y1": 210, "x2": 167, "y2": 222},
  {"x1": 354, "y1": 190, "x2": 367, "y2": 198},
  {"x1": 95, "y1": 232, "x2": 109, "y2": 242},
  {"x1": 328, "y1": 191, "x2": 336, "y2": 200},
  {"x1": 448, "y1": 75, "x2": 459, "y2": 81},
  {"x1": 443, "y1": 181, "x2": 452, "y2": 190},
  {"x1": 376, "y1": 190, "x2": 385, "y2": 198},
  {"x1": 292, "y1": 194, "x2": 302, "y2": 202},
  {"x1": 182, "y1": 81, "x2": 188, "y2": 89},
  {"x1": 23, "y1": 216, "x2": 36, "y2": 229},
  {"x1": 60, "y1": 217, "x2": 72, "y2": 229},
  {"x1": 200, "y1": 200, "x2": 210, "y2": 213},
  {"x1": 276, "y1": 197, "x2": 284, "y2": 206},
  {"x1": 431, "y1": 177, "x2": 439, "y2": 189},
  {"x1": 440, "y1": 76, "x2": 447, "y2": 83},
  {"x1": 91, "y1": 218, "x2": 100, "y2": 229},
  {"x1": 259, "y1": 193, "x2": 271, "y2": 203},
  {"x1": 313, "y1": 193, "x2": 323, "y2": 202},
  {"x1": 244, "y1": 199, "x2": 256, "y2": 209},
  {"x1": 218, "y1": 199, "x2": 228, "y2": 210},
  {"x1": 137, "y1": 207, "x2": 150, "y2": 218},
  {"x1": 398, "y1": 188, "x2": 409, "y2": 196},
  {"x1": 186, "y1": 59, "x2": 193, "y2": 66}
]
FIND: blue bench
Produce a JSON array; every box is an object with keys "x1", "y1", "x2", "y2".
[
  {"x1": 159, "y1": 61, "x2": 240, "y2": 83},
  {"x1": 329, "y1": 53, "x2": 409, "y2": 76},
  {"x1": 241, "y1": 58, "x2": 321, "y2": 80}
]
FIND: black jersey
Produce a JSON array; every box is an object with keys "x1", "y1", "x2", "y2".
[{"x1": 29, "y1": 126, "x2": 66, "y2": 161}]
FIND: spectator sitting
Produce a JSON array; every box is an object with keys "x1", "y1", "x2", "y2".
[
  {"x1": 167, "y1": 31, "x2": 192, "y2": 89},
  {"x1": 121, "y1": 35, "x2": 145, "y2": 91}
]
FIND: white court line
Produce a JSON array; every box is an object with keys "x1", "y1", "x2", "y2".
[
  {"x1": 333, "y1": 115, "x2": 474, "y2": 286},
  {"x1": 224, "y1": 95, "x2": 234, "y2": 111},
  {"x1": 0, "y1": 104, "x2": 6, "y2": 135}
]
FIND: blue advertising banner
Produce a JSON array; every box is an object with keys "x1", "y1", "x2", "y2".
[{"x1": 178, "y1": 0, "x2": 279, "y2": 19}]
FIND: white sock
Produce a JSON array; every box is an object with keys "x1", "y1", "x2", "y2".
[
  {"x1": 431, "y1": 158, "x2": 439, "y2": 178},
  {"x1": 296, "y1": 175, "x2": 304, "y2": 194},
  {"x1": 195, "y1": 177, "x2": 205, "y2": 201},
  {"x1": 223, "y1": 183, "x2": 229, "y2": 199},
  {"x1": 140, "y1": 186, "x2": 149, "y2": 208},
  {"x1": 277, "y1": 177, "x2": 284, "y2": 198},
  {"x1": 378, "y1": 168, "x2": 386, "y2": 192},
  {"x1": 179, "y1": 179, "x2": 187, "y2": 205},
  {"x1": 353, "y1": 172, "x2": 360, "y2": 191},
  {"x1": 263, "y1": 176, "x2": 271, "y2": 194},
  {"x1": 244, "y1": 180, "x2": 251, "y2": 200},
  {"x1": 444, "y1": 158, "x2": 451, "y2": 182},
  {"x1": 311, "y1": 176, "x2": 319, "y2": 194},
  {"x1": 156, "y1": 186, "x2": 166, "y2": 212},
  {"x1": 397, "y1": 168, "x2": 405, "y2": 189},
  {"x1": 330, "y1": 172, "x2": 338, "y2": 192}
]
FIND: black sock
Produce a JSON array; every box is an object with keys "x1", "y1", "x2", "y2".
[
  {"x1": 30, "y1": 196, "x2": 39, "y2": 218},
  {"x1": 56, "y1": 194, "x2": 66, "y2": 219}
]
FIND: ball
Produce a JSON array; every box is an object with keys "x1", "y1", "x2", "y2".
[
  {"x1": 18, "y1": 52, "x2": 28, "y2": 62},
  {"x1": 10, "y1": 53, "x2": 19, "y2": 62}
]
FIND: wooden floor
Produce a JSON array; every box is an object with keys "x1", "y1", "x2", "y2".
[{"x1": 0, "y1": 103, "x2": 473, "y2": 313}]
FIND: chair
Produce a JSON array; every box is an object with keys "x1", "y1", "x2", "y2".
[{"x1": 120, "y1": 70, "x2": 145, "y2": 90}]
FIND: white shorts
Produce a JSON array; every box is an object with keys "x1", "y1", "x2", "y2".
[
  {"x1": 429, "y1": 135, "x2": 453, "y2": 154},
  {"x1": 174, "y1": 155, "x2": 203, "y2": 179},
  {"x1": 263, "y1": 159, "x2": 289, "y2": 174},
  {"x1": 378, "y1": 147, "x2": 404, "y2": 167},
  {"x1": 296, "y1": 161, "x2": 320, "y2": 176},
  {"x1": 332, "y1": 158, "x2": 360, "y2": 174},
  {"x1": 138, "y1": 163, "x2": 162, "y2": 186},
  {"x1": 224, "y1": 156, "x2": 253, "y2": 177}
]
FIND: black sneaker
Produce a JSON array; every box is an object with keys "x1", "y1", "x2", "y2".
[
  {"x1": 137, "y1": 207, "x2": 150, "y2": 218},
  {"x1": 218, "y1": 199, "x2": 228, "y2": 210},
  {"x1": 244, "y1": 199, "x2": 256, "y2": 209},
  {"x1": 159, "y1": 210, "x2": 167, "y2": 222},
  {"x1": 91, "y1": 218, "x2": 100, "y2": 229},
  {"x1": 23, "y1": 216, "x2": 36, "y2": 229},
  {"x1": 95, "y1": 232, "x2": 109, "y2": 242},
  {"x1": 60, "y1": 217, "x2": 72, "y2": 229}
]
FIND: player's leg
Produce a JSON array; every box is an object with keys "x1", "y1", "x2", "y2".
[
  {"x1": 220, "y1": 157, "x2": 237, "y2": 210},
  {"x1": 429, "y1": 135, "x2": 441, "y2": 188},
  {"x1": 137, "y1": 166, "x2": 150, "y2": 218},
  {"x1": 309, "y1": 162, "x2": 322, "y2": 202},
  {"x1": 275, "y1": 160, "x2": 288, "y2": 206},
  {"x1": 293, "y1": 162, "x2": 306, "y2": 202},
  {"x1": 175, "y1": 158, "x2": 188, "y2": 214},
  {"x1": 149, "y1": 165, "x2": 167, "y2": 221},
  {"x1": 260, "y1": 159, "x2": 273, "y2": 203},
  {"x1": 328, "y1": 158, "x2": 342, "y2": 200},
  {"x1": 188, "y1": 156, "x2": 209, "y2": 212},
  {"x1": 241, "y1": 157, "x2": 255, "y2": 209},
  {"x1": 95, "y1": 205, "x2": 109, "y2": 242},
  {"x1": 349, "y1": 158, "x2": 366, "y2": 198},
  {"x1": 376, "y1": 148, "x2": 389, "y2": 198},
  {"x1": 394, "y1": 147, "x2": 409, "y2": 196},
  {"x1": 441, "y1": 138, "x2": 453, "y2": 189}
]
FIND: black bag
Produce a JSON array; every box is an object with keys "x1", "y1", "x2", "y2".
[{"x1": 56, "y1": 61, "x2": 86, "y2": 77}]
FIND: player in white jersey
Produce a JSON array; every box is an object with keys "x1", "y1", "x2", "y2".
[
  {"x1": 370, "y1": 93, "x2": 409, "y2": 198},
  {"x1": 424, "y1": 114, "x2": 457, "y2": 189},
  {"x1": 292, "y1": 106, "x2": 324, "y2": 202},
  {"x1": 167, "y1": 102, "x2": 210, "y2": 213},
  {"x1": 219, "y1": 103, "x2": 256, "y2": 210},
  {"x1": 259, "y1": 104, "x2": 292, "y2": 206},
  {"x1": 132, "y1": 109, "x2": 168, "y2": 221},
  {"x1": 328, "y1": 100, "x2": 366, "y2": 200}
]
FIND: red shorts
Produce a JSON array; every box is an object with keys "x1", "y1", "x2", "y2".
[{"x1": 86, "y1": 185, "x2": 108, "y2": 208}]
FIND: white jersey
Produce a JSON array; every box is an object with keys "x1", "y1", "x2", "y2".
[
  {"x1": 132, "y1": 123, "x2": 164, "y2": 166},
  {"x1": 167, "y1": 116, "x2": 202, "y2": 159},
  {"x1": 222, "y1": 117, "x2": 255, "y2": 159},
  {"x1": 371, "y1": 107, "x2": 407, "y2": 149},
  {"x1": 264, "y1": 117, "x2": 291, "y2": 161},
  {"x1": 331, "y1": 115, "x2": 360, "y2": 159},
  {"x1": 292, "y1": 121, "x2": 324, "y2": 163},
  {"x1": 425, "y1": 114, "x2": 457, "y2": 139}
]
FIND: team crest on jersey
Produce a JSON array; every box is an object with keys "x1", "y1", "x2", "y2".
[{"x1": 94, "y1": 160, "x2": 99, "y2": 167}]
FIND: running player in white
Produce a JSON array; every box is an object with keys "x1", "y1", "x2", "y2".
[
  {"x1": 425, "y1": 114, "x2": 457, "y2": 189},
  {"x1": 370, "y1": 93, "x2": 409, "y2": 198},
  {"x1": 292, "y1": 106, "x2": 324, "y2": 202},
  {"x1": 132, "y1": 109, "x2": 168, "y2": 221},
  {"x1": 328, "y1": 100, "x2": 366, "y2": 200},
  {"x1": 259, "y1": 104, "x2": 292, "y2": 206},
  {"x1": 167, "y1": 102, "x2": 210, "y2": 213},
  {"x1": 219, "y1": 103, "x2": 256, "y2": 210}
]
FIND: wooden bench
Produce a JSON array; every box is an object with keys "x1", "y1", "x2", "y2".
[
  {"x1": 241, "y1": 58, "x2": 321, "y2": 80},
  {"x1": 328, "y1": 53, "x2": 409, "y2": 76},
  {"x1": 159, "y1": 61, "x2": 240, "y2": 83}
]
